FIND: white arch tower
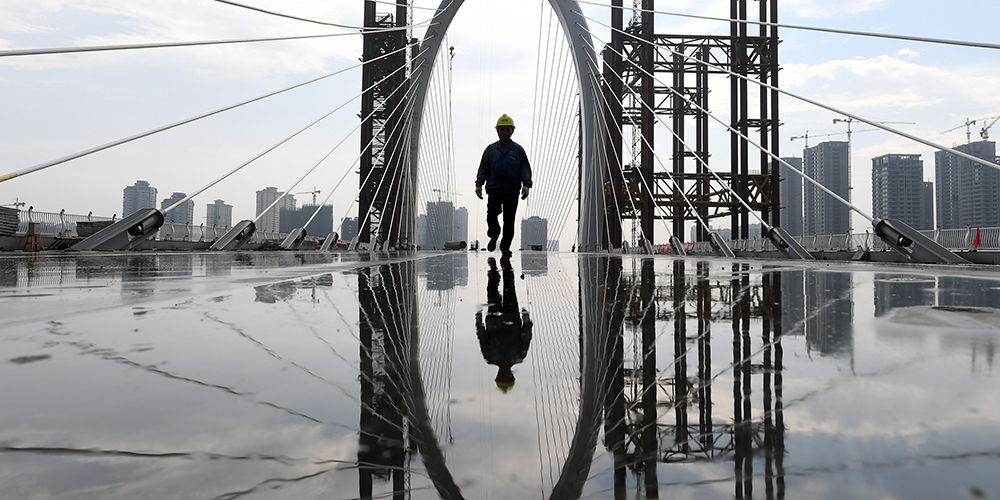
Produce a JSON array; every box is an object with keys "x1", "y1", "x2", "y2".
[{"x1": 408, "y1": 0, "x2": 609, "y2": 252}]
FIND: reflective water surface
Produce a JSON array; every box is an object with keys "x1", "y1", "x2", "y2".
[{"x1": 1, "y1": 251, "x2": 998, "y2": 499}]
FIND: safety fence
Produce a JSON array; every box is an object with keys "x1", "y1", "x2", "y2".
[
  {"x1": 7, "y1": 209, "x2": 284, "y2": 243},
  {"x1": 9, "y1": 209, "x2": 113, "y2": 237},
  {"x1": 157, "y1": 222, "x2": 282, "y2": 243},
  {"x1": 723, "y1": 226, "x2": 1000, "y2": 254}
]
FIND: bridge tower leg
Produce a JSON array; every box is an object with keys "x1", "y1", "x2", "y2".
[
  {"x1": 639, "y1": 0, "x2": 656, "y2": 248},
  {"x1": 359, "y1": 1, "x2": 410, "y2": 250},
  {"x1": 601, "y1": 0, "x2": 625, "y2": 250}
]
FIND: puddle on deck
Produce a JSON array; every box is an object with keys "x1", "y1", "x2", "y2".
[{"x1": 0, "y1": 251, "x2": 998, "y2": 499}]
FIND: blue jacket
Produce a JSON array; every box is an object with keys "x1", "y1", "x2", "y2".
[{"x1": 476, "y1": 141, "x2": 533, "y2": 195}]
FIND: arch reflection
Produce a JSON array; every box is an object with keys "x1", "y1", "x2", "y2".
[{"x1": 354, "y1": 255, "x2": 794, "y2": 500}]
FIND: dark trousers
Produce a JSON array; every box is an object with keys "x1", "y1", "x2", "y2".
[{"x1": 486, "y1": 193, "x2": 519, "y2": 252}]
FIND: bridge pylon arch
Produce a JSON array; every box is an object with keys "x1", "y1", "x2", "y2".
[{"x1": 408, "y1": 0, "x2": 610, "y2": 252}]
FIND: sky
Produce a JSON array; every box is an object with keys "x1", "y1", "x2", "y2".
[{"x1": 2, "y1": 0, "x2": 1000, "y2": 248}]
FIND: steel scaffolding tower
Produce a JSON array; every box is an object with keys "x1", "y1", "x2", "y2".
[{"x1": 605, "y1": 0, "x2": 781, "y2": 246}]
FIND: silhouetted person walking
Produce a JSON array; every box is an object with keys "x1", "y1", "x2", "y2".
[
  {"x1": 476, "y1": 257, "x2": 532, "y2": 392},
  {"x1": 476, "y1": 114, "x2": 532, "y2": 258}
]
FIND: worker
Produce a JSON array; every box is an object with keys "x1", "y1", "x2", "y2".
[
  {"x1": 475, "y1": 114, "x2": 532, "y2": 258},
  {"x1": 476, "y1": 257, "x2": 532, "y2": 393}
]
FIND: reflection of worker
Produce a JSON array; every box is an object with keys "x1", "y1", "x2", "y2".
[
  {"x1": 476, "y1": 257, "x2": 532, "y2": 393},
  {"x1": 475, "y1": 114, "x2": 533, "y2": 258}
]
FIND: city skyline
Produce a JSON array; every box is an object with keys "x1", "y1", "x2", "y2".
[{"x1": 4, "y1": 1, "x2": 1000, "y2": 248}]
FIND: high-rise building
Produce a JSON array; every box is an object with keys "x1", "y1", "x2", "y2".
[
  {"x1": 341, "y1": 217, "x2": 359, "y2": 241},
  {"x1": 921, "y1": 182, "x2": 934, "y2": 230},
  {"x1": 123, "y1": 180, "x2": 157, "y2": 218},
  {"x1": 871, "y1": 154, "x2": 929, "y2": 229},
  {"x1": 803, "y1": 141, "x2": 850, "y2": 235},
  {"x1": 425, "y1": 201, "x2": 454, "y2": 249},
  {"x1": 255, "y1": 187, "x2": 296, "y2": 233},
  {"x1": 416, "y1": 214, "x2": 429, "y2": 247},
  {"x1": 160, "y1": 192, "x2": 194, "y2": 225},
  {"x1": 780, "y1": 157, "x2": 804, "y2": 236},
  {"x1": 206, "y1": 199, "x2": 233, "y2": 228},
  {"x1": 521, "y1": 216, "x2": 548, "y2": 250},
  {"x1": 935, "y1": 141, "x2": 1000, "y2": 229},
  {"x1": 453, "y1": 206, "x2": 468, "y2": 243},
  {"x1": 279, "y1": 205, "x2": 333, "y2": 235}
]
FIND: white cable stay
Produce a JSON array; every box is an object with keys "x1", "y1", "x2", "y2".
[
  {"x1": 527, "y1": 15, "x2": 582, "y2": 247},
  {"x1": 164, "y1": 50, "x2": 415, "y2": 215},
  {"x1": 2, "y1": 31, "x2": 373, "y2": 58},
  {"x1": 332, "y1": 74, "x2": 426, "y2": 240},
  {"x1": 213, "y1": 0, "x2": 430, "y2": 29},
  {"x1": 302, "y1": 60, "x2": 428, "y2": 231},
  {"x1": 576, "y1": 0, "x2": 1000, "y2": 51},
  {"x1": 581, "y1": 36, "x2": 786, "y2": 233},
  {"x1": 582, "y1": 14, "x2": 1000, "y2": 190},
  {"x1": 585, "y1": 27, "x2": 874, "y2": 225},
  {"x1": 0, "y1": 41, "x2": 419, "y2": 184},
  {"x1": 253, "y1": 50, "x2": 429, "y2": 228}
]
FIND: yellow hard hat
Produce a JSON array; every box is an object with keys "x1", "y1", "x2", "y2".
[
  {"x1": 495, "y1": 114, "x2": 515, "y2": 130},
  {"x1": 495, "y1": 379, "x2": 515, "y2": 393}
]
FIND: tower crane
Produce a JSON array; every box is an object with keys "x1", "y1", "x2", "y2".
[
  {"x1": 833, "y1": 118, "x2": 915, "y2": 146},
  {"x1": 790, "y1": 131, "x2": 813, "y2": 149},
  {"x1": 980, "y1": 116, "x2": 1000, "y2": 141},
  {"x1": 791, "y1": 128, "x2": 883, "y2": 148},
  {"x1": 830, "y1": 118, "x2": 914, "y2": 234},
  {"x1": 432, "y1": 188, "x2": 461, "y2": 202},
  {"x1": 940, "y1": 117, "x2": 980, "y2": 144},
  {"x1": 296, "y1": 187, "x2": 321, "y2": 206}
]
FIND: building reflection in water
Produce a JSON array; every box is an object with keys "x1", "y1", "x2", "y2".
[
  {"x1": 418, "y1": 252, "x2": 469, "y2": 291},
  {"x1": 780, "y1": 269, "x2": 805, "y2": 337},
  {"x1": 254, "y1": 274, "x2": 333, "y2": 303},
  {"x1": 805, "y1": 271, "x2": 854, "y2": 357},
  {"x1": 873, "y1": 274, "x2": 935, "y2": 317},
  {"x1": 520, "y1": 251, "x2": 548, "y2": 276}
]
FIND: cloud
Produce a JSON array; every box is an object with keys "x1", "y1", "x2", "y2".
[
  {"x1": 781, "y1": 55, "x2": 1000, "y2": 113},
  {"x1": 0, "y1": 0, "x2": 376, "y2": 79},
  {"x1": 0, "y1": 0, "x2": 62, "y2": 33},
  {"x1": 777, "y1": 51, "x2": 1000, "y2": 228}
]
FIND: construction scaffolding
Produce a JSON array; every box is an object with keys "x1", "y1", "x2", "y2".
[{"x1": 604, "y1": 0, "x2": 781, "y2": 247}]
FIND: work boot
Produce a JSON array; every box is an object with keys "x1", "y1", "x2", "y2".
[{"x1": 488, "y1": 236, "x2": 497, "y2": 252}]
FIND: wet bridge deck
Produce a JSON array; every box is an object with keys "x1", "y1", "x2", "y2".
[{"x1": 1, "y1": 251, "x2": 998, "y2": 499}]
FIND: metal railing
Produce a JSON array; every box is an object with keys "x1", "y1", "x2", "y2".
[
  {"x1": 726, "y1": 226, "x2": 1000, "y2": 253},
  {"x1": 158, "y1": 223, "x2": 229, "y2": 243},
  {"x1": 14, "y1": 209, "x2": 114, "y2": 237},
  {"x1": 157, "y1": 224, "x2": 283, "y2": 244},
  {"x1": 10, "y1": 209, "x2": 286, "y2": 245}
]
